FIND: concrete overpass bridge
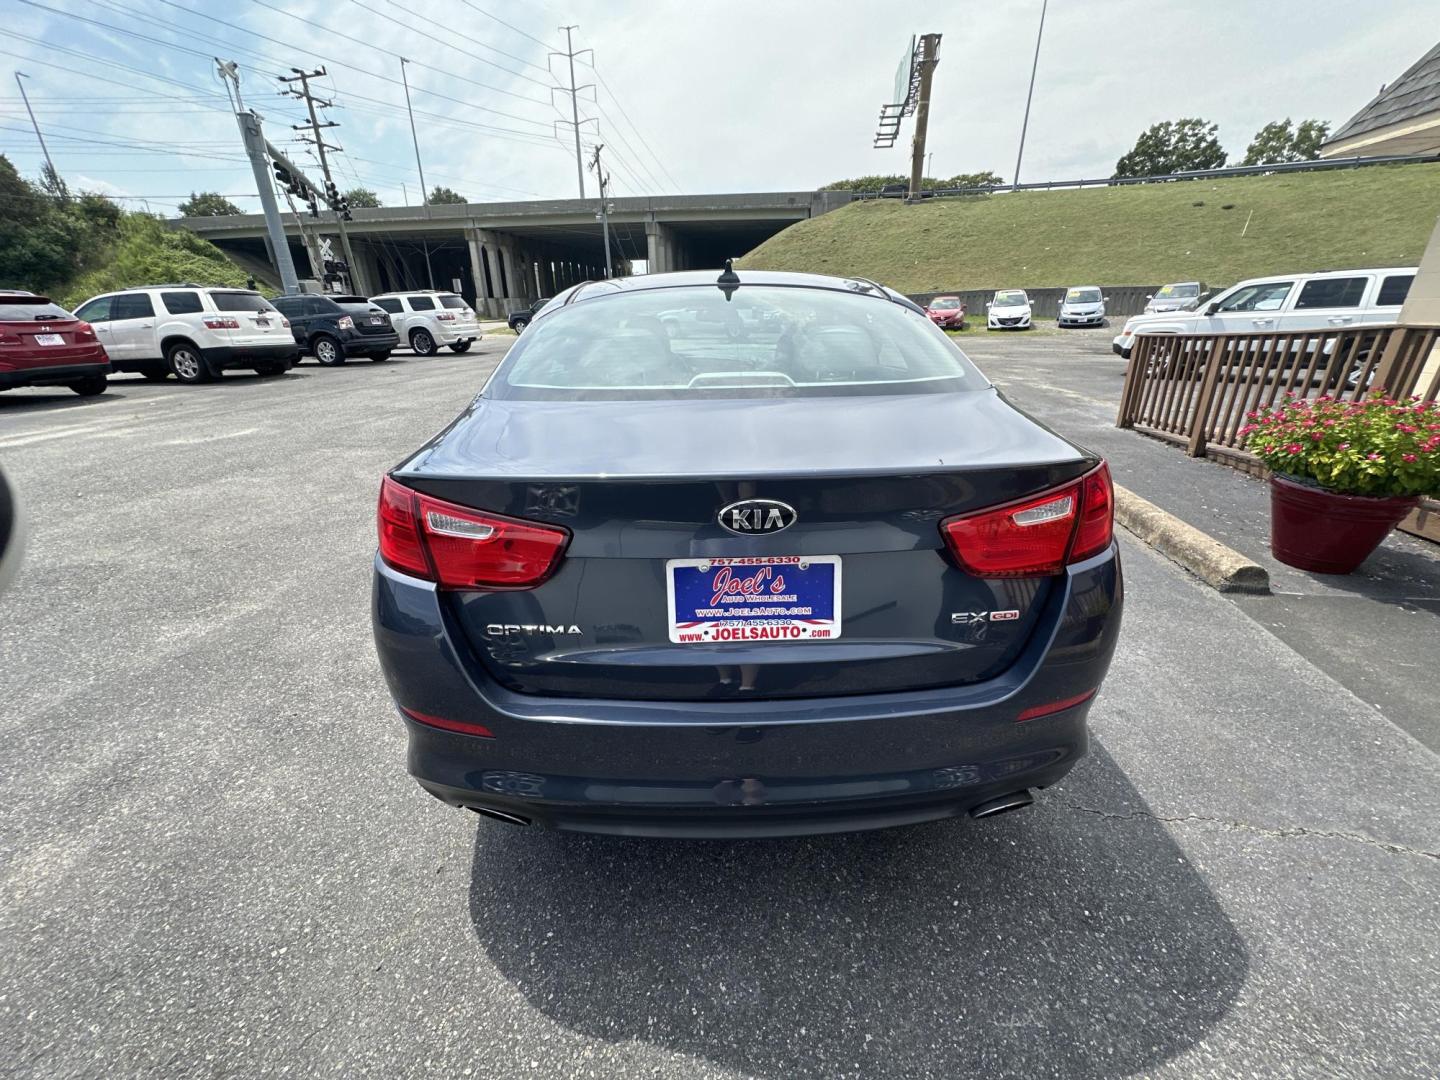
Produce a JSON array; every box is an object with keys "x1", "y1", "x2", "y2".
[{"x1": 177, "y1": 191, "x2": 849, "y2": 318}]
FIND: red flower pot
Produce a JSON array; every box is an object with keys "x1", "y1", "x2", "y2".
[{"x1": 1269, "y1": 475, "x2": 1419, "y2": 574}]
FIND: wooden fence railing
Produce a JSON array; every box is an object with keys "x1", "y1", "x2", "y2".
[{"x1": 1116, "y1": 323, "x2": 1440, "y2": 539}]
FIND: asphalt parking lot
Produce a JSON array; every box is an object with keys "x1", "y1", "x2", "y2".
[{"x1": 2, "y1": 333, "x2": 1438, "y2": 1079}]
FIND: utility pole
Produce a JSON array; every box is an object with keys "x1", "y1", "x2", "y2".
[
  {"x1": 907, "y1": 34, "x2": 941, "y2": 201},
  {"x1": 589, "y1": 144, "x2": 613, "y2": 278},
  {"x1": 552, "y1": 26, "x2": 594, "y2": 198},
  {"x1": 1013, "y1": 0, "x2": 1048, "y2": 190},
  {"x1": 217, "y1": 59, "x2": 297, "y2": 292},
  {"x1": 15, "y1": 73, "x2": 62, "y2": 196},
  {"x1": 399, "y1": 59, "x2": 429, "y2": 207},
  {"x1": 280, "y1": 67, "x2": 360, "y2": 293}
]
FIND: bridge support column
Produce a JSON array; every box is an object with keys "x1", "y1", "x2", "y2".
[
  {"x1": 646, "y1": 218, "x2": 675, "y2": 275},
  {"x1": 469, "y1": 229, "x2": 507, "y2": 319}
]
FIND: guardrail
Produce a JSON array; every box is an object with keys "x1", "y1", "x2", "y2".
[{"x1": 852, "y1": 152, "x2": 1440, "y2": 202}]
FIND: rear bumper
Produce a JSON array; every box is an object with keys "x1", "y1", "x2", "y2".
[
  {"x1": 341, "y1": 329, "x2": 400, "y2": 352},
  {"x1": 0, "y1": 360, "x2": 110, "y2": 388},
  {"x1": 433, "y1": 325, "x2": 479, "y2": 345},
  {"x1": 203, "y1": 343, "x2": 300, "y2": 369},
  {"x1": 372, "y1": 546, "x2": 1123, "y2": 836}
]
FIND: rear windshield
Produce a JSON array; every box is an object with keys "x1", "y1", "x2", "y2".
[
  {"x1": 0, "y1": 297, "x2": 71, "y2": 320},
  {"x1": 492, "y1": 285, "x2": 986, "y2": 401},
  {"x1": 210, "y1": 291, "x2": 275, "y2": 313},
  {"x1": 329, "y1": 295, "x2": 368, "y2": 305},
  {"x1": 440, "y1": 295, "x2": 468, "y2": 310},
  {"x1": 1156, "y1": 283, "x2": 1199, "y2": 298}
]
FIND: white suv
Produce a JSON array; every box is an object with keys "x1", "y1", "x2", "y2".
[
  {"x1": 72, "y1": 285, "x2": 299, "y2": 384},
  {"x1": 369, "y1": 291, "x2": 480, "y2": 356},
  {"x1": 1113, "y1": 267, "x2": 1417, "y2": 359}
]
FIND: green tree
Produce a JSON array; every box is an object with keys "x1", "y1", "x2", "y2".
[
  {"x1": 0, "y1": 155, "x2": 120, "y2": 292},
  {"x1": 177, "y1": 191, "x2": 242, "y2": 217},
  {"x1": 820, "y1": 172, "x2": 1004, "y2": 193},
  {"x1": 1113, "y1": 119, "x2": 1227, "y2": 178},
  {"x1": 58, "y1": 212, "x2": 249, "y2": 308},
  {"x1": 1242, "y1": 118, "x2": 1331, "y2": 165},
  {"x1": 344, "y1": 186, "x2": 381, "y2": 208},
  {"x1": 428, "y1": 186, "x2": 466, "y2": 205}
]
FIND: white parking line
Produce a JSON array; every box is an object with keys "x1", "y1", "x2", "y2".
[
  {"x1": 159, "y1": 428, "x2": 260, "y2": 446},
  {"x1": 0, "y1": 424, "x2": 110, "y2": 450}
]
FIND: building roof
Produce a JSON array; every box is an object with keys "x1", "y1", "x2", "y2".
[{"x1": 1328, "y1": 42, "x2": 1440, "y2": 146}]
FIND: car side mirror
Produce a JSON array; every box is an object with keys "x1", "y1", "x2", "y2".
[
  {"x1": 1204, "y1": 302, "x2": 1220, "y2": 315},
  {"x1": 1103, "y1": 296, "x2": 1111, "y2": 303},
  {"x1": 984, "y1": 302, "x2": 992, "y2": 309},
  {"x1": 1145, "y1": 294, "x2": 1154, "y2": 300}
]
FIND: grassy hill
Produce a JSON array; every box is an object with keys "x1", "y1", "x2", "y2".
[{"x1": 740, "y1": 163, "x2": 1440, "y2": 291}]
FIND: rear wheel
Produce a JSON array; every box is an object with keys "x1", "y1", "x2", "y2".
[
  {"x1": 512, "y1": 317, "x2": 529, "y2": 333},
  {"x1": 167, "y1": 342, "x2": 213, "y2": 384},
  {"x1": 70, "y1": 375, "x2": 108, "y2": 397},
  {"x1": 313, "y1": 335, "x2": 345, "y2": 366},
  {"x1": 448, "y1": 341, "x2": 472, "y2": 354},
  {"x1": 410, "y1": 328, "x2": 437, "y2": 356}
]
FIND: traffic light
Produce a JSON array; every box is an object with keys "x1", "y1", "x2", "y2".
[
  {"x1": 272, "y1": 161, "x2": 301, "y2": 196},
  {"x1": 324, "y1": 180, "x2": 339, "y2": 209},
  {"x1": 306, "y1": 192, "x2": 319, "y2": 218}
]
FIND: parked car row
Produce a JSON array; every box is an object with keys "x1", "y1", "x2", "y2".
[
  {"x1": 0, "y1": 286, "x2": 486, "y2": 396},
  {"x1": 1111, "y1": 266, "x2": 1417, "y2": 359}
]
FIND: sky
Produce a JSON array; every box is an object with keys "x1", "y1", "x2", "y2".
[{"x1": 0, "y1": 0, "x2": 1433, "y2": 215}]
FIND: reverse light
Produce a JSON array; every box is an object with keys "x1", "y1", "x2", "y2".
[
  {"x1": 337, "y1": 315, "x2": 355, "y2": 331},
  {"x1": 378, "y1": 476, "x2": 569, "y2": 589},
  {"x1": 940, "y1": 462, "x2": 1114, "y2": 578}
]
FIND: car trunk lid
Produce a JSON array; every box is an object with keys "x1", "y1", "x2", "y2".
[{"x1": 396, "y1": 390, "x2": 1094, "y2": 701}]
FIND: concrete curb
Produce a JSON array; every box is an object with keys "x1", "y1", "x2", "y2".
[{"x1": 1113, "y1": 484, "x2": 1271, "y2": 595}]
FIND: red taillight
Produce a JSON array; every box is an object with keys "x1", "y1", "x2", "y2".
[
  {"x1": 377, "y1": 476, "x2": 569, "y2": 590},
  {"x1": 436, "y1": 312, "x2": 456, "y2": 321},
  {"x1": 202, "y1": 316, "x2": 240, "y2": 330},
  {"x1": 1016, "y1": 689, "x2": 1096, "y2": 722},
  {"x1": 400, "y1": 706, "x2": 495, "y2": 738},
  {"x1": 74, "y1": 321, "x2": 95, "y2": 340},
  {"x1": 940, "y1": 462, "x2": 1114, "y2": 578},
  {"x1": 1069, "y1": 462, "x2": 1114, "y2": 562}
]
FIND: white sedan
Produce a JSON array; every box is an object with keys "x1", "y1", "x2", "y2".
[{"x1": 987, "y1": 289, "x2": 1033, "y2": 330}]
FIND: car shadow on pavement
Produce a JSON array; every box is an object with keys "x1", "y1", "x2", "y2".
[{"x1": 467, "y1": 742, "x2": 1247, "y2": 1079}]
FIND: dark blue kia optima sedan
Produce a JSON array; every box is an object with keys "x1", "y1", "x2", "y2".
[{"x1": 372, "y1": 269, "x2": 1122, "y2": 836}]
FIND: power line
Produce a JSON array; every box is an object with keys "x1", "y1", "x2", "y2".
[
  {"x1": 553, "y1": 25, "x2": 594, "y2": 197},
  {"x1": 249, "y1": 0, "x2": 555, "y2": 90},
  {"x1": 587, "y1": 62, "x2": 682, "y2": 192},
  {"x1": 457, "y1": 0, "x2": 557, "y2": 51},
  {"x1": 359, "y1": 0, "x2": 550, "y2": 75}
]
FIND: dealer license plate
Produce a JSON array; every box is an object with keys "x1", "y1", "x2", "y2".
[
  {"x1": 666, "y1": 555, "x2": 841, "y2": 644},
  {"x1": 34, "y1": 333, "x2": 64, "y2": 346}
]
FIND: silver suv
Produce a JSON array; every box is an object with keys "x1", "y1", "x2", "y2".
[{"x1": 72, "y1": 285, "x2": 300, "y2": 384}]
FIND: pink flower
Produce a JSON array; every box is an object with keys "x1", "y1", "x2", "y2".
[
  {"x1": 1337, "y1": 443, "x2": 1350, "y2": 450},
  {"x1": 1398, "y1": 423, "x2": 1417, "y2": 434},
  {"x1": 1368, "y1": 453, "x2": 1382, "y2": 461},
  {"x1": 1403, "y1": 454, "x2": 1417, "y2": 463},
  {"x1": 1285, "y1": 443, "x2": 1303, "y2": 454}
]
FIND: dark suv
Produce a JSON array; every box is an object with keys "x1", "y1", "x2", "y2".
[
  {"x1": 507, "y1": 297, "x2": 551, "y2": 333},
  {"x1": 272, "y1": 294, "x2": 399, "y2": 365}
]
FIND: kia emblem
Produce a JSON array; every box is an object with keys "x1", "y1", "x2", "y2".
[{"x1": 718, "y1": 499, "x2": 797, "y2": 535}]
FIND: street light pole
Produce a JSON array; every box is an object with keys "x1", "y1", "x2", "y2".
[
  {"x1": 15, "y1": 73, "x2": 61, "y2": 194},
  {"x1": 1012, "y1": 0, "x2": 1048, "y2": 190},
  {"x1": 399, "y1": 58, "x2": 429, "y2": 206}
]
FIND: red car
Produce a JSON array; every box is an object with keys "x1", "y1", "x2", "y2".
[
  {"x1": 0, "y1": 291, "x2": 109, "y2": 397},
  {"x1": 925, "y1": 295, "x2": 967, "y2": 329}
]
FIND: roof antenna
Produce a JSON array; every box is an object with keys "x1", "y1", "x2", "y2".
[{"x1": 717, "y1": 257, "x2": 740, "y2": 300}]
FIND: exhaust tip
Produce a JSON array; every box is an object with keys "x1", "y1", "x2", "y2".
[
  {"x1": 969, "y1": 790, "x2": 1034, "y2": 820},
  {"x1": 468, "y1": 805, "x2": 531, "y2": 826}
]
